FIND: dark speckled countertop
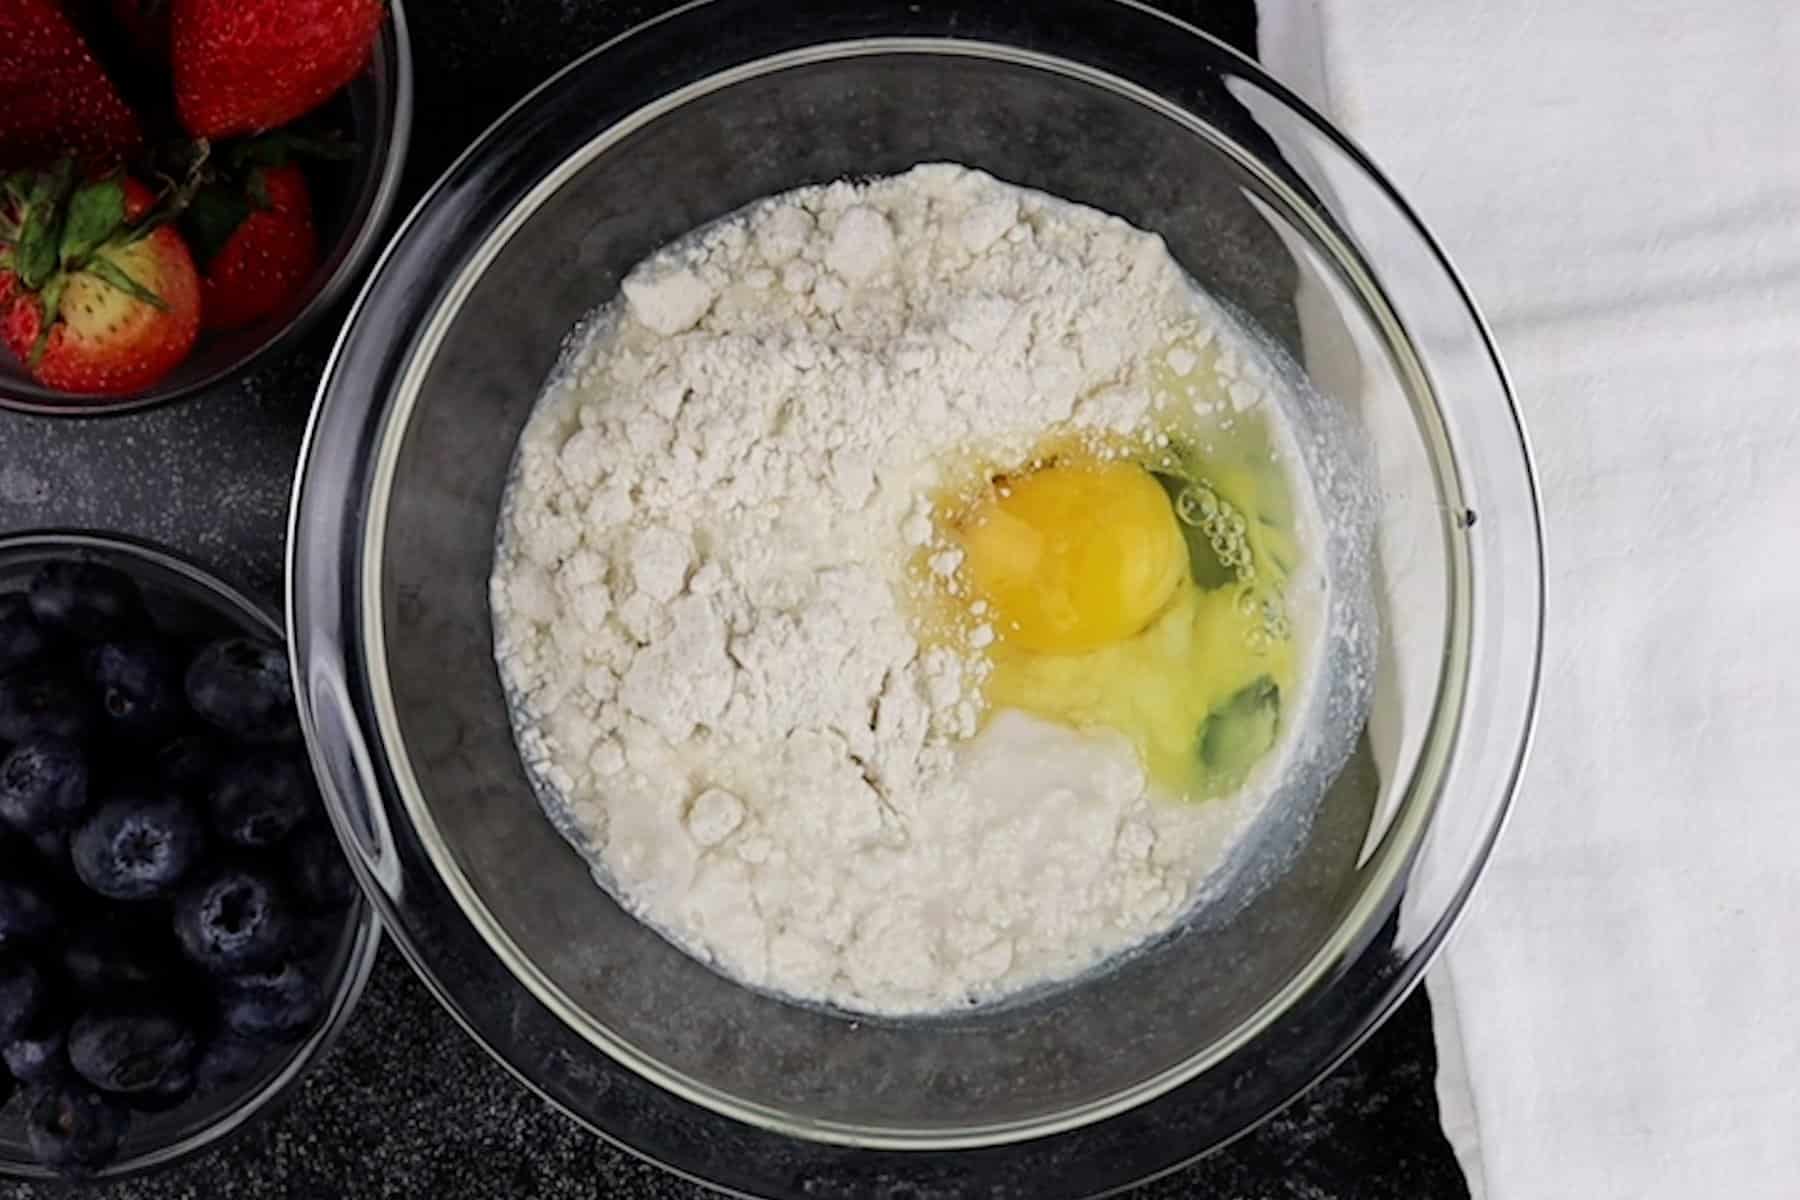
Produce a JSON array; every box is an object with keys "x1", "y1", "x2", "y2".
[{"x1": 0, "y1": 3, "x2": 1470, "y2": 1196}]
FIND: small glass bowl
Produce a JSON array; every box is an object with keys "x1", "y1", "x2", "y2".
[
  {"x1": 0, "y1": 530, "x2": 381, "y2": 1182},
  {"x1": 0, "y1": 3, "x2": 415, "y2": 418}
]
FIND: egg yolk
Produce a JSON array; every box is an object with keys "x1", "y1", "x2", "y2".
[{"x1": 953, "y1": 461, "x2": 1187, "y2": 654}]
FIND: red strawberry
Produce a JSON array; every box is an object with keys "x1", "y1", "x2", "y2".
[
  {"x1": 171, "y1": 0, "x2": 385, "y2": 139},
  {"x1": 185, "y1": 161, "x2": 319, "y2": 332},
  {"x1": 0, "y1": 0, "x2": 144, "y2": 169},
  {"x1": 0, "y1": 167, "x2": 201, "y2": 395}
]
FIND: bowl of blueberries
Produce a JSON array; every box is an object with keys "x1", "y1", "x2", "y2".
[{"x1": 0, "y1": 530, "x2": 378, "y2": 1180}]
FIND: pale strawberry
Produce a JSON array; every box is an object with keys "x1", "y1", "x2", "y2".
[{"x1": 1, "y1": 168, "x2": 201, "y2": 396}]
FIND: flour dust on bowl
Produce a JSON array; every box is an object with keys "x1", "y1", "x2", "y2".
[{"x1": 290, "y1": 1, "x2": 1543, "y2": 1195}]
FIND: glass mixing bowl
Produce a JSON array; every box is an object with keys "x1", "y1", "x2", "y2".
[{"x1": 290, "y1": 0, "x2": 1543, "y2": 1194}]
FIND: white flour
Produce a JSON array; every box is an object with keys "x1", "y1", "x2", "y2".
[{"x1": 492, "y1": 165, "x2": 1299, "y2": 1015}]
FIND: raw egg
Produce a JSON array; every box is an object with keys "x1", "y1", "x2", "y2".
[
  {"x1": 952, "y1": 459, "x2": 1187, "y2": 653},
  {"x1": 920, "y1": 404, "x2": 1307, "y2": 803},
  {"x1": 983, "y1": 581, "x2": 1296, "y2": 798}
]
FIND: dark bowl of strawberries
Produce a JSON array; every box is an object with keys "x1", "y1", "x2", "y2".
[{"x1": 0, "y1": 0, "x2": 413, "y2": 416}]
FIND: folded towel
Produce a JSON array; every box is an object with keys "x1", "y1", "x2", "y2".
[{"x1": 1258, "y1": 2, "x2": 1800, "y2": 1196}]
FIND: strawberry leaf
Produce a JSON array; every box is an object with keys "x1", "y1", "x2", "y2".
[
  {"x1": 121, "y1": 147, "x2": 211, "y2": 248},
  {"x1": 17, "y1": 163, "x2": 76, "y2": 291},
  {"x1": 25, "y1": 277, "x2": 68, "y2": 369},
  {"x1": 85, "y1": 256, "x2": 167, "y2": 311},
  {"x1": 60, "y1": 182, "x2": 126, "y2": 270},
  {"x1": 17, "y1": 213, "x2": 60, "y2": 292},
  {"x1": 232, "y1": 129, "x2": 357, "y2": 172},
  {"x1": 180, "y1": 185, "x2": 253, "y2": 267},
  {"x1": 122, "y1": 213, "x2": 171, "y2": 246},
  {"x1": 1, "y1": 174, "x2": 30, "y2": 231}
]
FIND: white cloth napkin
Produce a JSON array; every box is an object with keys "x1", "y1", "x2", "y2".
[{"x1": 1257, "y1": 2, "x2": 1800, "y2": 1197}]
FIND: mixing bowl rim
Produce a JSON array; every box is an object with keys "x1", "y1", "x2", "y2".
[
  {"x1": 291, "y1": 0, "x2": 1543, "y2": 1183},
  {"x1": 0, "y1": 528, "x2": 383, "y2": 1182}
]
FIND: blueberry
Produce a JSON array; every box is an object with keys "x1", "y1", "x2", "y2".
[
  {"x1": 293, "y1": 912, "x2": 349, "y2": 959},
  {"x1": 1, "y1": 773, "x2": 86, "y2": 903},
  {"x1": 209, "y1": 755, "x2": 312, "y2": 850},
  {"x1": 25, "y1": 1081, "x2": 126, "y2": 1173},
  {"x1": 69, "y1": 1005, "x2": 198, "y2": 1094},
  {"x1": 61, "y1": 924, "x2": 177, "y2": 997},
  {"x1": 0, "y1": 835, "x2": 77, "y2": 909},
  {"x1": 285, "y1": 826, "x2": 357, "y2": 913},
  {"x1": 122, "y1": 1063, "x2": 195, "y2": 1113},
  {"x1": 71, "y1": 794, "x2": 205, "y2": 901},
  {"x1": 85, "y1": 641, "x2": 186, "y2": 742},
  {"x1": 0, "y1": 878, "x2": 57, "y2": 949},
  {"x1": 0, "y1": 739, "x2": 90, "y2": 833},
  {"x1": 27, "y1": 828, "x2": 73, "y2": 878},
  {"x1": 27, "y1": 561, "x2": 145, "y2": 643},
  {"x1": 156, "y1": 736, "x2": 219, "y2": 802},
  {"x1": 0, "y1": 668, "x2": 93, "y2": 742},
  {"x1": 5, "y1": 1023, "x2": 67, "y2": 1083},
  {"x1": 219, "y1": 963, "x2": 323, "y2": 1042},
  {"x1": 0, "y1": 594, "x2": 55, "y2": 672},
  {"x1": 0, "y1": 830, "x2": 43, "y2": 872},
  {"x1": 185, "y1": 638, "x2": 297, "y2": 744},
  {"x1": 0, "y1": 957, "x2": 50, "y2": 1042},
  {"x1": 173, "y1": 867, "x2": 294, "y2": 974},
  {"x1": 193, "y1": 1032, "x2": 269, "y2": 1090}
]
